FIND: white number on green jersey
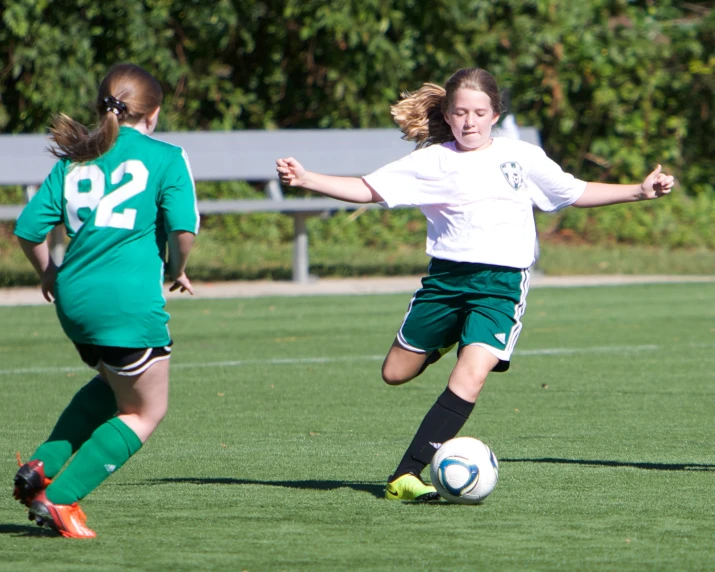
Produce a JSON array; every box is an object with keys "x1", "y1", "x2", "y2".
[{"x1": 65, "y1": 160, "x2": 149, "y2": 232}]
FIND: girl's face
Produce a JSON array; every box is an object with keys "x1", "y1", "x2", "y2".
[{"x1": 444, "y1": 88, "x2": 500, "y2": 152}]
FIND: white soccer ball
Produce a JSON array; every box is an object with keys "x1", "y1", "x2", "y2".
[{"x1": 430, "y1": 437, "x2": 499, "y2": 504}]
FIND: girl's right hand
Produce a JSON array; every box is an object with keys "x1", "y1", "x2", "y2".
[
  {"x1": 276, "y1": 157, "x2": 306, "y2": 187},
  {"x1": 41, "y1": 263, "x2": 57, "y2": 303}
]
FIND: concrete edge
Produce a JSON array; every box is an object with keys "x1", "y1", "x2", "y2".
[{"x1": 1, "y1": 274, "x2": 714, "y2": 307}]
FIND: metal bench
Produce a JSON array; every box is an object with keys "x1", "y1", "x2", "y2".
[{"x1": 0, "y1": 125, "x2": 540, "y2": 283}]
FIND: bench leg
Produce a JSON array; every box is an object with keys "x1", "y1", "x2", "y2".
[
  {"x1": 292, "y1": 213, "x2": 311, "y2": 284},
  {"x1": 50, "y1": 225, "x2": 67, "y2": 265}
]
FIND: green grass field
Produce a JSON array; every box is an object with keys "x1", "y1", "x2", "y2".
[{"x1": 1, "y1": 283, "x2": 714, "y2": 571}]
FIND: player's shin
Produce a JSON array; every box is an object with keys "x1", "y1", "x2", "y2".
[
  {"x1": 44, "y1": 417, "x2": 141, "y2": 505},
  {"x1": 28, "y1": 376, "x2": 118, "y2": 478},
  {"x1": 391, "y1": 387, "x2": 475, "y2": 479}
]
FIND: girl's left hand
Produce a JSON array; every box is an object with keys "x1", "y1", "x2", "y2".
[
  {"x1": 641, "y1": 165, "x2": 675, "y2": 199},
  {"x1": 169, "y1": 272, "x2": 194, "y2": 295}
]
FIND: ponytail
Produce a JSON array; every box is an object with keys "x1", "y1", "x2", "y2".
[
  {"x1": 47, "y1": 63, "x2": 162, "y2": 163},
  {"x1": 49, "y1": 110, "x2": 120, "y2": 163},
  {"x1": 391, "y1": 83, "x2": 454, "y2": 148}
]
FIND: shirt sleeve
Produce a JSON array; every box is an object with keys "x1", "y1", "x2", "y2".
[
  {"x1": 527, "y1": 146, "x2": 587, "y2": 212},
  {"x1": 362, "y1": 147, "x2": 452, "y2": 208},
  {"x1": 159, "y1": 148, "x2": 200, "y2": 234},
  {"x1": 13, "y1": 161, "x2": 65, "y2": 243}
]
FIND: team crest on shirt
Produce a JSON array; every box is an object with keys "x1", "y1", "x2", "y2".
[{"x1": 500, "y1": 162, "x2": 524, "y2": 191}]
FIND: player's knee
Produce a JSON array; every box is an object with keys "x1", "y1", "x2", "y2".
[
  {"x1": 449, "y1": 367, "x2": 487, "y2": 401},
  {"x1": 151, "y1": 402, "x2": 169, "y2": 426},
  {"x1": 119, "y1": 402, "x2": 168, "y2": 432},
  {"x1": 381, "y1": 363, "x2": 413, "y2": 385},
  {"x1": 139, "y1": 406, "x2": 168, "y2": 440},
  {"x1": 465, "y1": 369, "x2": 488, "y2": 391}
]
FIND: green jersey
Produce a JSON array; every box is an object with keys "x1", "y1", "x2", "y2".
[{"x1": 14, "y1": 126, "x2": 199, "y2": 347}]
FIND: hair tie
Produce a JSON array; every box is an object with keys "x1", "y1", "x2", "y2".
[{"x1": 103, "y1": 96, "x2": 127, "y2": 116}]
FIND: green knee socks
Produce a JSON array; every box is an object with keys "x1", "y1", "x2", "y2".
[
  {"x1": 46, "y1": 417, "x2": 142, "y2": 505},
  {"x1": 30, "y1": 376, "x2": 118, "y2": 477}
]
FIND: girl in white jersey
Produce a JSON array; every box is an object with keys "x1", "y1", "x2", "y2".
[{"x1": 276, "y1": 67, "x2": 674, "y2": 501}]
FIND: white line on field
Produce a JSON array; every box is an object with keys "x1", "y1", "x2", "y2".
[
  {"x1": 517, "y1": 344, "x2": 660, "y2": 356},
  {"x1": 0, "y1": 344, "x2": 661, "y2": 376}
]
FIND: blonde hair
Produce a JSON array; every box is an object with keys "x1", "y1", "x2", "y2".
[
  {"x1": 391, "y1": 68, "x2": 503, "y2": 148},
  {"x1": 49, "y1": 63, "x2": 163, "y2": 162}
]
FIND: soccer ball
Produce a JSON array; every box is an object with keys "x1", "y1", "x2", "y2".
[{"x1": 430, "y1": 437, "x2": 499, "y2": 504}]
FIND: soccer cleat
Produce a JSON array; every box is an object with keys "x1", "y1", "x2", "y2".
[
  {"x1": 417, "y1": 343, "x2": 457, "y2": 376},
  {"x1": 28, "y1": 491, "x2": 96, "y2": 539},
  {"x1": 13, "y1": 458, "x2": 52, "y2": 508},
  {"x1": 385, "y1": 473, "x2": 440, "y2": 502}
]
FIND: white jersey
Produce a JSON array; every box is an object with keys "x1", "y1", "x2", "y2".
[{"x1": 363, "y1": 137, "x2": 586, "y2": 269}]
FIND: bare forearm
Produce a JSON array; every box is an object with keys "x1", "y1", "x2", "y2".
[
  {"x1": 298, "y1": 172, "x2": 381, "y2": 203},
  {"x1": 17, "y1": 237, "x2": 54, "y2": 278},
  {"x1": 573, "y1": 182, "x2": 646, "y2": 208},
  {"x1": 167, "y1": 231, "x2": 195, "y2": 279}
]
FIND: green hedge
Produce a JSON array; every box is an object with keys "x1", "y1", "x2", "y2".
[
  {"x1": 1, "y1": 1, "x2": 713, "y2": 194},
  {"x1": 1, "y1": 1, "x2": 713, "y2": 282},
  {"x1": 197, "y1": 190, "x2": 715, "y2": 252},
  {"x1": 536, "y1": 191, "x2": 715, "y2": 249},
  {"x1": 3, "y1": 177, "x2": 714, "y2": 260}
]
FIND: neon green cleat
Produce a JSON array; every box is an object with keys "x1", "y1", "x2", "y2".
[
  {"x1": 435, "y1": 343, "x2": 457, "y2": 360},
  {"x1": 417, "y1": 343, "x2": 457, "y2": 376},
  {"x1": 385, "y1": 473, "x2": 440, "y2": 502}
]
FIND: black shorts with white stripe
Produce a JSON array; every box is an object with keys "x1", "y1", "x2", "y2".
[{"x1": 73, "y1": 342, "x2": 173, "y2": 377}]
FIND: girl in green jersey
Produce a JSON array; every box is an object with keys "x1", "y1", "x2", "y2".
[{"x1": 13, "y1": 63, "x2": 199, "y2": 538}]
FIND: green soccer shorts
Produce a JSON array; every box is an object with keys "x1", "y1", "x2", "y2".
[{"x1": 397, "y1": 258, "x2": 530, "y2": 372}]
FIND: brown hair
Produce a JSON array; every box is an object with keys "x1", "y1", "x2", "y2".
[
  {"x1": 391, "y1": 68, "x2": 502, "y2": 148},
  {"x1": 49, "y1": 63, "x2": 163, "y2": 162}
]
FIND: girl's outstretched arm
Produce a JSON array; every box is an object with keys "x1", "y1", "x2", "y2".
[
  {"x1": 276, "y1": 157, "x2": 383, "y2": 204},
  {"x1": 573, "y1": 165, "x2": 675, "y2": 208}
]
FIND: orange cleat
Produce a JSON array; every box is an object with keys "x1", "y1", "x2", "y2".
[
  {"x1": 28, "y1": 491, "x2": 96, "y2": 539},
  {"x1": 13, "y1": 458, "x2": 52, "y2": 507}
]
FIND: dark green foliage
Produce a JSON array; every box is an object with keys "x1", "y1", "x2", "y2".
[
  {"x1": 538, "y1": 191, "x2": 715, "y2": 249},
  {"x1": 1, "y1": 1, "x2": 713, "y2": 260}
]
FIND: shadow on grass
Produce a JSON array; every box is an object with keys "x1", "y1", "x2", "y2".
[
  {"x1": 0, "y1": 523, "x2": 57, "y2": 537},
  {"x1": 139, "y1": 477, "x2": 386, "y2": 499},
  {"x1": 501, "y1": 458, "x2": 715, "y2": 472}
]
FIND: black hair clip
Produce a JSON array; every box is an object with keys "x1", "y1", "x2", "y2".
[{"x1": 103, "y1": 96, "x2": 128, "y2": 116}]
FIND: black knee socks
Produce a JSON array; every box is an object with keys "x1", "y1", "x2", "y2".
[{"x1": 391, "y1": 387, "x2": 475, "y2": 479}]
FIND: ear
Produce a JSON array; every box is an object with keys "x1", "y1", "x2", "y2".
[
  {"x1": 147, "y1": 106, "x2": 161, "y2": 126},
  {"x1": 491, "y1": 114, "x2": 501, "y2": 126}
]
